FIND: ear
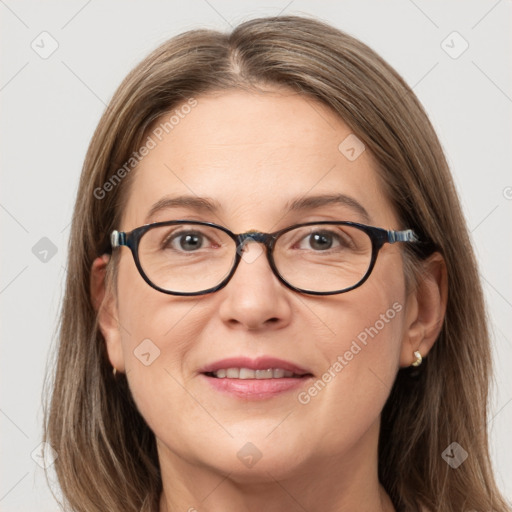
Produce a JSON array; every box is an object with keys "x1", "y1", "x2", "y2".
[
  {"x1": 90, "y1": 254, "x2": 125, "y2": 373},
  {"x1": 399, "y1": 252, "x2": 448, "y2": 367}
]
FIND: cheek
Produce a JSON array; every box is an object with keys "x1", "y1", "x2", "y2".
[
  {"x1": 115, "y1": 253, "x2": 198, "y2": 351},
  {"x1": 114, "y1": 254, "x2": 240, "y2": 451},
  {"x1": 304, "y1": 257, "x2": 406, "y2": 429},
  {"x1": 114, "y1": 258, "x2": 196, "y2": 427},
  {"x1": 116, "y1": 295, "x2": 227, "y2": 464}
]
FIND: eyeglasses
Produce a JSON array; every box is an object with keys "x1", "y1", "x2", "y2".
[{"x1": 110, "y1": 220, "x2": 418, "y2": 296}]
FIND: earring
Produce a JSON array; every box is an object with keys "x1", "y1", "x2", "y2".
[
  {"x1": 112, "y1": 367, "x2": 117, "y2": 376},
  {"x1": 411, "y1": 350, "x2": 422, "y2": 367}
]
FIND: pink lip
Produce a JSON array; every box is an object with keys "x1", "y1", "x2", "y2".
[
  {"x1": 199, "y1": 356, "x2": 313, "y2": 400},
  {"x1": 199, "y1": 356, "x2": 311, "y2": 375}
]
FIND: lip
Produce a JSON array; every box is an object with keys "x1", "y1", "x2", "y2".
[{"x1": 199, "y1": 356, "x2": 313, "y2": 400}]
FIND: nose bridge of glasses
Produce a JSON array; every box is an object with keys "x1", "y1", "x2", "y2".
[{"x1": 236, "y1": 231, "x2": 273, "y2": 253}]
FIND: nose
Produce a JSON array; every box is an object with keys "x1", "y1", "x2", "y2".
[{"x1": 217, "y1": 238, "x2": 292, "y2": 331}]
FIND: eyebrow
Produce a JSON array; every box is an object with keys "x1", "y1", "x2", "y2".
[{"x1": 144, "y1": 193, "x2": 370, "y2": 224}]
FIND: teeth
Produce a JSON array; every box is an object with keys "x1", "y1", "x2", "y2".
[
  {"x1": 239, "y1": 368, "x2": 255, "y2": 379},
  {"x1": 255, "y1": 369, "x2": 273, "y2": 379},
  {"x1": 211, "y1": 368, "x2": 301, "y2": 379}
]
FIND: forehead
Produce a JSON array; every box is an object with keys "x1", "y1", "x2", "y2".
[{"x1": 121, "y1": 89, "x2": 395, "y2": 231}]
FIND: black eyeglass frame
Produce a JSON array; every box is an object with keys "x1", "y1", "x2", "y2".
[{"x1": 110, "y1": 220, "x2": 419, "y2": 296}]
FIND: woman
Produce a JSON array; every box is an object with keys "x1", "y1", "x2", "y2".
[{"x1": 43, "y1": 15, "x2": 511, "y2": 512}]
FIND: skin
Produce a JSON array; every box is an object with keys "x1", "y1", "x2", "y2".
[{"x1": 91, "y1": 87, "x2": 447, "y2": 512}]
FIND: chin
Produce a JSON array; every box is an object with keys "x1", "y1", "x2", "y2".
[
  {"x1": 211, "y1": 453, "x2": 308, "y2": 484},
  {"x1": 192, "y1": 433, "x2": 311, "y2": 482}
]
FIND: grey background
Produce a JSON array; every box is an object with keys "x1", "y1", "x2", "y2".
[{"x1": 1, "y1": 0, "x2": 511, "y2": 509}]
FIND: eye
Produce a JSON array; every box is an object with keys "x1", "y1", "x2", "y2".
[
  {"x1": 296, "y1": 229, "x2": 349, "y2": 251},
  {"x1": 162, "y1": 230, "x2": 213, "y2": 252}
]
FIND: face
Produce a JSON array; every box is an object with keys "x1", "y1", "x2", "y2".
[{"x1": 101, "y1": 88, "x2": 416, "y2": 482}]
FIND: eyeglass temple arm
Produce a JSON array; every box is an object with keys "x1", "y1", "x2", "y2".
[
  {"x1": 387, "y1": 229, "x2": 418, "y2": 243},
  {"x1": 110, "y1": 230, "x2": 126, "y2": 248}
]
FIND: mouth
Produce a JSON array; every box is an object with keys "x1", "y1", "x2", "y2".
[
  {"x1": 199, "y1": 357, "x2": 314, "y2": 399},
  {"x1": 204, "y1": 368, "x2": 308, "y2": 379}
]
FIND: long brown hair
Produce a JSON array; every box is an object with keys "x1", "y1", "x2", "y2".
[{"x1": 43, "y1": 15, "x2": 511, "y2": 512}]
